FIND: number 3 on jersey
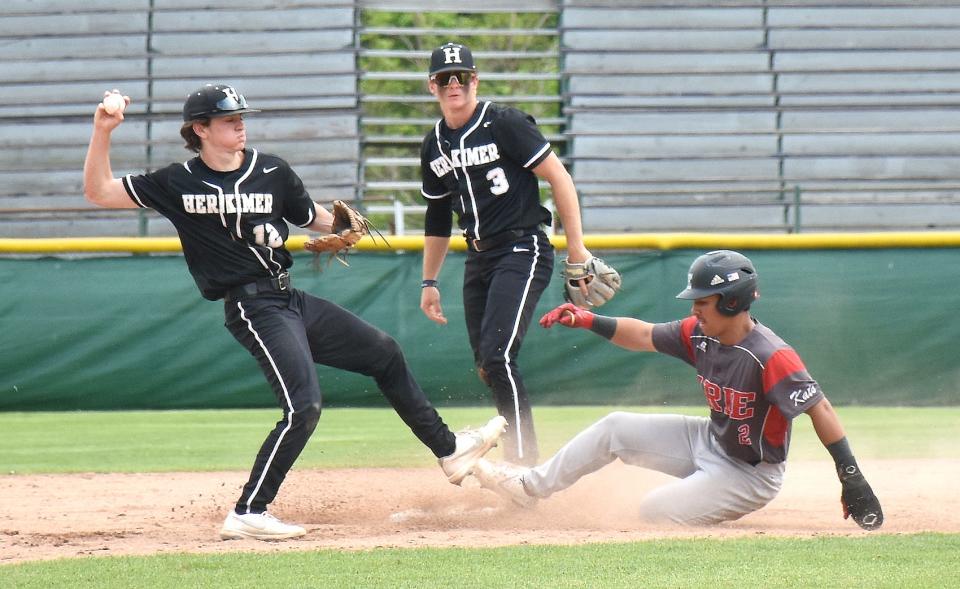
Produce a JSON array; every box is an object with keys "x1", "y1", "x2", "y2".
[{"x1": 486, "y1": 166, "x2": 509, "y2": 196}]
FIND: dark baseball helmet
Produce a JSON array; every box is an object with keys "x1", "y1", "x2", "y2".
[
  {"x1": 182, "y1": 84, "x2": 259, "y2": 122},
  {"x1": 429, "y1": 42, "x2": 477, "y2": 76},
  {"x1": 676, "y1": 250, "x2": 759, "y2": 316}
]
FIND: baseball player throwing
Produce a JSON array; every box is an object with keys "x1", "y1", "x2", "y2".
[
  {"x1": 472, "y1": 250, "x2": 883, "y2": 529},
  {"x1": 419, "y1": 43, "x2": 617, "y2": 465},
  {"x1": 83, "y1": 84, "x2": 506, "y2": 541}
]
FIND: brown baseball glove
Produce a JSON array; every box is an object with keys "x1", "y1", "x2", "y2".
[{"x1": 304, "y1": 201, "x2": 387, "y2": 266}]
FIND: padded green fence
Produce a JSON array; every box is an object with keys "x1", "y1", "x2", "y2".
[{"x1": 2, "y1": 249, "x2": 958, "y2": 410}]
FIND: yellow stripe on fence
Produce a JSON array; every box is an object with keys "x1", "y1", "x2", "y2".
[{"x1": 2, "y1": 232, "x2": 960, "y2": 254}]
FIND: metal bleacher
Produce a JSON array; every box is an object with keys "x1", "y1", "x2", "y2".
[
  {"x1": 356, "y1": 0, "x2": 562, "y2": 235},
  {"x1": 0, "y1": 0, "x2": 359, "y2": 237},
  {"x1": 563, "y1": 1, "x2": 960, "y2": 232},
  {"x1": 2, "y1": 1, "x2": 960, "y2": 237}
]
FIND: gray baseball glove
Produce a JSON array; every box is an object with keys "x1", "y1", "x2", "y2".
[{"x1": 562, "y1": 256, "x2": 621, "y2": 308}]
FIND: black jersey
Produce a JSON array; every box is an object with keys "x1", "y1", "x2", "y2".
[
  {"x1": 122, "y1": 148, "x2": 317, "y2": 300},
  {"x1": 420, "y1": 101, "x2": 553, "y2": 240}
]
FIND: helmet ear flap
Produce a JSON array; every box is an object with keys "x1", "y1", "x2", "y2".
[{"x1": 717, "y1": 295, "x2": 741, "y2": 316}]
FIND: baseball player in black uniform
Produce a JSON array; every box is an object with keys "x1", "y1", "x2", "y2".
[
  {"x1": 474, "y1": 251, "x2": 884, "y2": 530},
  {"x1": 419, "y1": 43, "x2": 595, "y2": 465},
  {"x1": 83, "y1": 84, "x2": 506, "y2": 541}
]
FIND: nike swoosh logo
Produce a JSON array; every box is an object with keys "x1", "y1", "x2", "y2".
[
  {"x1": 263, "y1": 166, "x2": 278, "y2": 174},
  {"x1": 483, "y1": 121, "x2": 492, "y2": 128},
  {"x1": 513, "y1": 246, "x2": 530, "y2": 253}
]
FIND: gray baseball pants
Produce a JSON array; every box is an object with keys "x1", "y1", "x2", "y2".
[{"x1": 523, "y1": 412, "x2": 784, "y2": 525}]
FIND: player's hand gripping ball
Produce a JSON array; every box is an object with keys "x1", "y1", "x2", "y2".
[
  {"x1": 102, "y1": 92, "x2": 126, "y2": 115},
  {"x1": 562, "y1": 256, "x2": 621, "y2": 309}
]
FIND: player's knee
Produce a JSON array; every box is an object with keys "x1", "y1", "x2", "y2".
[
  {"x1": 601, "y1": 411, "x2": 633, "y2": 426},
  {"x1": 297, "y1": 402, "x2": 321, "y2": 433},
  {"x1": 593, "y1": 411, "x2": 633, "y2": 439},
  {"x1": 476, "y1": 364, "x2": 491, "y2": 386},
  {"x1": 478, "y1": 355, "x2": 508, "y2": 378},
  {"x1": 376, "y1": 332, "x2": 404, "y2": 363}
]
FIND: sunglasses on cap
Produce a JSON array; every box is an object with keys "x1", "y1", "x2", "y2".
[
  {"x1": 216, "y1": 93, "x2": 249, "y2": 111},
  {"x1": 431, "y1": 71, "x2": 474, "y2": 87}
]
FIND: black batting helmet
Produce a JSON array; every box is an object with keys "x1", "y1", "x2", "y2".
[
  {"x1": 182, "y1": 84, "x2": 259, "y2": 122},
  {"x1": 676, "y1": 250, "x2": 759, "y2": 316}
]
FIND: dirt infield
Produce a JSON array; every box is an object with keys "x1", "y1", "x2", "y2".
[{"x1": 1, "y1": 459, "x2": 957, "y2": 565}]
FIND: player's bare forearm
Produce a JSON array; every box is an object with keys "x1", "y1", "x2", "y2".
[
  {"x1": 419, "y1": 236, "x2": 449, "y2": 325},
  {"x1": 83, "y1": 129, "x2": 136, "y2": 209},
  {"x1": 534, "y1": 154, "x2": 589, "y2": 262},
  {"x1": 540, "y1": 306, "x2": 655, "y2": 350},
  {"x1": 806, "y1": 397, "x2": 847, "y2": 447},
  {"x1": 305, "y1": 202, "x2": 335, "y2": 233},
  {"x1": 610, "y1": 317, "x2": 657, "y2": 352},
  {"x1": 422, "y1": 235, "x2": 450, "y2": 280}
]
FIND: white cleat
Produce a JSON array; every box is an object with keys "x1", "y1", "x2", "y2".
[
  {"x1": 219, "y1": 510, "x2": 306, "y2": 541},
  {"x1": 473, "y1": 457, "x2": 538, "y2": 508},
  {"x1": 439, "y1": 415, "x2": 508, "y2": 485}
]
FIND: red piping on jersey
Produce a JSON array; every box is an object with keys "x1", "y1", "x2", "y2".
[{"x1": 680, "y1": 315, "x2": 698, "y2": 363}]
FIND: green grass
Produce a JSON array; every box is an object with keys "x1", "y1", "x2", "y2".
[
  {"x1": 2, "y1": 406, "x2": 957, "y2": 586},
  {"x1": 1, "y1": 406, "x2": 956, "y2": 474},
  {"x1": 4, "y1": 534, "x2": 958, "y2": 588}
]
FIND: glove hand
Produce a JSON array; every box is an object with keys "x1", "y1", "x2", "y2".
[
  {"x1": 304, "y1": 233, "x2": 356, "y2": 254},
  {"x1": 304, "y1": 200, "x2": 387, "y2": 265},
  {"x1": 839, "y1": 465, "x2": 884, "y2": 531},
  {"x1": 562, "y1": 256, "x2": 621, "y2": 309},
  {"x1": 331, "y1": 200, "x2": 369, "y2": 244},
  {"x1": 540, "y1": 302, "x2": 595, "y2": 329}
]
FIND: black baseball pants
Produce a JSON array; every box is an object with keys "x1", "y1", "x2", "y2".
[
  {"x1": 224, "y1": 288, "x2": 456, "y2": 514},
  {"x1": 462, "y1": 231, "x2": 554, "y2": 465}
]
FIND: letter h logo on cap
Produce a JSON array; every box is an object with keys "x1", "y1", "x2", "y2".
[
  {"x1": 430, "y1": 43, "x2": 476, "y2": 76},
  {"x1": 443, "y1": 45, "x2": 462, "y2": 65}
]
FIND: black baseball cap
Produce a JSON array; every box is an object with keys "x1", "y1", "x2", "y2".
[
  {"x1": 429, "y1": 43, "x2": 477, "y2": 77},
  {"x1": 182, "y1": 84, "x2": 260, "y2": 122}
]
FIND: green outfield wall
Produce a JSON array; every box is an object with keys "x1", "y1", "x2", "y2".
[{"x1": 2, "y1": 248, "x2": 958, "y2": 410}]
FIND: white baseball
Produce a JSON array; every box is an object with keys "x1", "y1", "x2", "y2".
[{"x1": 102, "y1": 93, "x2": 125, "y2": 115}]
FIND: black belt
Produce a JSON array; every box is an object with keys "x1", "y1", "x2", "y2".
[
  {"x1": 224, "y1": 272, "x2": 290, "y2": 302},
  {"x1": 466, "y1": 229, "x2": 526, "y2": 253}
]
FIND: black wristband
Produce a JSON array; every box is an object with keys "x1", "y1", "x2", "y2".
[
  {"x1": 421, "y1": 279, "x2": 439, "y2": 289},
  {"x1": 588, "y1": 315, "x2": 617, "y2": 340},
  {"x1": 826, "y1": 437, "x2": 863, "y2": 483}
]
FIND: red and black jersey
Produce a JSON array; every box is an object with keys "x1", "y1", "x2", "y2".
[
  {"x1": 420, "y1": 101, "x2": 553, "y2": 240},
  {"x1": 652, "y1": 316, "x2": 825, "y2": 464},
  {"x1": 122, "y1": 148, "x2": 316, "y2": 300}
]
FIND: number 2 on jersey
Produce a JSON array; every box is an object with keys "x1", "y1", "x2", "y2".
[
  {"x1": 486, "y1": 167, "x2": 509, "y2": 196},
  {"x1": 737, "y1": 424, "x2": 752, "y2": 445}
]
